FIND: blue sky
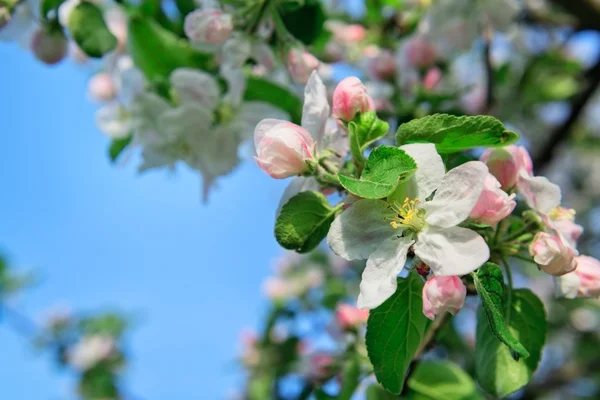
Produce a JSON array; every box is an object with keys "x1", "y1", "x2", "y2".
[{"x1": 0, "y1": 45, "x2": 288, "y2": 399}]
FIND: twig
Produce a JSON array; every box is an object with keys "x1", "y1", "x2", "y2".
[{"x1": 482, "y1": 26, "x2": 495, "y2": 114}]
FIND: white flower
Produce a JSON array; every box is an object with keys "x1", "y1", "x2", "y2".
[
  {"x1": 327, "y1": 145, "x2": 490, "y2": 309},
  {"x1": 68, "y1": 335, "x2": 115, "y2": 371}
]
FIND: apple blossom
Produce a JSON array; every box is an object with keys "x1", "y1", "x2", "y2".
[
  {"x1": 530, "y1": 231, "x2": 578, "y2": 276},
  {"x1": 556, "y1": 256, "x2": 600, "y2": 299},
  {"x1": 480, "y1": 145, "x2": 533, "y2": 189},
  {"x1": 549, "y1": 207, "x2": 583, "y2": 247},
  {"x1": 403, "y1": 36, "x2": 437, "y2": 68},
  {"x1": 422, "y1": 276, "x2": 467, "y2": 320},
  {"x1": 88, "y1": 72, "x2": 117, "y2": 102},
  {"x1": 68, "y1": 335, "x2": 116, "y2": 371},
  {"x1": 423, "y1": 67, "x2": 443, "y2": 90},
  {"x1": 287, "y1": 48, "x2": 319, "y2": 84},
  {"x1": 469, "y1": 174, "x2": 516, "y2": 225},
  {"x1": 184, "y1": 9, "x2": 233, "y2": 44},
  {"x1": 30, "y1": 27, "x2": 68, "y2": 65},
  {"x1": 332, "y1": 77, "x2": 374, "y2": 122},
  {"x1": 367, "y1": 49, "x2": 396, "y2": 80},
  {"x1": 328, "y1": 144, "x2": 490, "y2": 309},
  {"x1": 336, "y1": 304, "x2": 369, "y2": 329}
]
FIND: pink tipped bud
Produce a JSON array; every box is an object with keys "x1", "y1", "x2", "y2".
[
  {"x1": 332, "y1": 77, "x2": 375, "y2": 121},
  {"x1": 254, "y1": 119, "x2": 315, "y2": 179},
  {"x1": 480, "y1": 145, "x2": 533, "y2": 189},
  {"x1": 30, "y1": 27, "x2": 68, "y2": 65},
  {"x1": 530, "y1": 232, "x2": 577, "y2": 276},
  {"x1": 184, "y1": 9, "x2": 233, "y2": 44},
  {"x1": 423, "y1": 67, "x2": 442, "y2": 90},
  {"x1": 469, "y1": 174, "x2": 516, "y2": 225},
  {"x1": 287, "y1": 48, "x2": 319, "y2": 84},
  {"x1": 88, "y1": 72, "x2": 117, "y2": 102},
  {"x1": 422, "y1": 276, "x2": 466, "y2": 320},
  {"x1": 335, "y1": 303, "x2": 369, "y2": 329}
]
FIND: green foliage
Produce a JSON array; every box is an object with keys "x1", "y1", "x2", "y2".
[
  {"x1": 476, "y1": 289, "x2": 547, "y2": 397},
  {"x1": 79, "y1": 365, "x2": 119, "y2": 400},
  {"x1": 472, "y1": 263, "x2": 529, "y2": 359},
  {"x1": 338, "y1": 357, "x2": 362, "y2": 400},
  {"x1": 68, "y1": 2, "x2": 117, "y2": 58},
  {"x1": 0, "y1": 256, "x2": 34, "y2": 299},
  {"x1": 275, "y1": 191, "x2": 341, "y2": 253},
  {"x1": 79, "y1": 313, "x2": 128, "y2": 338},
  {"x1": 366, "y1": 273, "x2": 430, "y2": 394},
  {"x1": 366, "y1": 384, "x2": 397, "y2": 400},
  {"x1": 244, "y1": 77, "x2": 303, "y2": 124},
  {"x1": 407, "y1": 360, "x2": 482, "y2": 400},
  {"x1": 279, "y1": 0, "x2": 326, "y2": 45},
  {"x1": 396, "y1": 114, "x2": 519, "y2": 153},
  {"x1": 40, "y1": 0, "x2": 65, "y2": 19},
  {"x1": 348, "y1": 112, "x2": 390, "y2": 169},
  {"x1": 128, "y1": 16, "x2": 215, "y2": 81},
  {"x1": 108, "y1": 135, "x2": 132, "y2": 163},
  {"x1": 339, "y1": 145, "x2": 417, "y2": 199}
]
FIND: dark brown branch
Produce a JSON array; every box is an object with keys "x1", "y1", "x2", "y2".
[
  {"x1": 533, "y1": 59, "x2": 600, "y2": 170},
  {"x1": 483, "y1": 27, "x2": 495, "y2": 114}
]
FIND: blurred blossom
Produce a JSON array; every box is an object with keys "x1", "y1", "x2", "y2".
[
  {"x1": 30, "y1": 27, "x2": 68, "y2": 65},
  {"x1": 105, "y1": 8, "x2": 128, "y2": 53},
  {"x1": 88, "y1": 72, "x2": 117, "y2": 102},
  {"x1": 326, "y1": 20, "x2": 366, "y2": 45},
  {"x1": 367, "y1": 49, "x2": 396, "y2": 80},
  {"x1": 403, "y1": 36, "x2": 437, "y2": 68},
  {"x1": 96, "y1": 102, "x2": 132, "y2": 139},
  {"x1": 557, "y1": 256, "x2": 600, "y2": 298},
  {"x1": 287, "y1": 48, "x2": 319, "y2": 84},
  {"x1": 184, "y1": 9, "x2": 233, "y2": 44},
  {"x1": 423, "y1": 67, "x2": 442, "y2": 90},
  {"x1": 570, "y1": 308, "x2": 600, "y2": 332},
  {"x1": 335, "y1": 303, "x2": 368, "y2": 329},
  {"x1": 262, "y1": 277, "x2": 295, "y2": 301},
  {"x1": 302, "y1": 352, "x2": 335, "y2": 382},
  {"x1": 69, "y1": 42, "x2": 87, "y2": 63},
  {"x1": 68, "y1": 335, "x2": 116, "y2": 371}
]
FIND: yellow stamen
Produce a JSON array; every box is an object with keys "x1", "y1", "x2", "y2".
[{"x1": 387, "y1": 197, "x2": 425, "y2": 231}]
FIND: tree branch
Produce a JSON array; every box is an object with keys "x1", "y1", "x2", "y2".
[{"x1": 533, "y1": 58, "x2": 600, "y2": 170}]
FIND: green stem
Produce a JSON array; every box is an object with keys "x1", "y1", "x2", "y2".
[
  {"x1": 502, "y1": 223, "x2": 535, "y2": 243},
  {"x1": 501, "y1": 258, "x2": 513, "y2": 324},
  {"x1": 270, "y1": 2, "x2": 295, "y2": 43},
  {"x1": 511, "y1": 254, "x2": 538, "y2": 264}
]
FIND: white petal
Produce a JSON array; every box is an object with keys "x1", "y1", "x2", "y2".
[
  {"x1": 399, "y1": 143, "x2": 445, "y2": 201},
  {"x1": 170, "y1": 68, "x2": 220, "y2": 110},
  {"x1": 327, "y1": 199, "x2": 397, "y2": 261},
  {"x1": 221, "y1": 64, "x2": 246, "y2": 106},
  {"x1": 517, "y1": 170, "x2": 561, "y2": 214},
  {"x1": 414, "y1": 225, "x2": 490, "y2": 276},
  {"x1": 253, "y1": 118, "x2": 290, "y2": 149},
  {"x1": 555, "y1": 273, "x2": 580, "y2": 299},
  {"x1": 301, "y1": 71, "x2": 330, "y2": 143},
  {"x1": 276, "y1": 177, "x2": 321, "y2": 216},
  {"x1": 242, "y1": 102, "x2": 289, "y2": 140},
  {"x1": 424, "y1": 161, "x2": 488, "y2": 228},
  {"x1": 357, "y1": 236, "x2": 415, "y2": 309}
]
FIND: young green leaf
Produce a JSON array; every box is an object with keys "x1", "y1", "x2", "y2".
[
  {"x1": 128, "y1": 16, "x2": 215, "y2": 80},
  {"x1": 407, "y1": 360, "x2": 483, "y2": 400},
  {"x1": 275, "y1": 191, "x2": 341, "y2": 253},
  {"x1": 348, "y1": 121, "x2": 366, "y2": 171},
  {"x1": 365, "y1": 384, "x2": 397, "y2": 400},
  {"x1": 353, "y1": 111, "x2": 390, "y2": 150},
  {"x1": 244, "y1": 77, "x2": 303, "y2": 125},
  {"x1": 68, "y1": 2, "x2": 117, "y2": 58},
  {"x1": 472, "y1": 263, "x2": 529, "y2": 359},
  {"x1": 476, "y1": 289, "x2": 547, "y2": 398},
  {"x1": 40, "y1": 0, "x2": 65, "y2": 19},
  {"x1": 366, "y1": 273, "x2": 430, "y2": 394},
  {"x1": 108, "y1": 135, "x2": 133, "y2": 163},
  {"x1": 279, "y1": 1, "x2": 326, "y2": 45},
  {"x1": 337, "y1": 357, "x2": 361, "y2": 400},
  {"x1": 338, "y1": 145, "x2": 417, "y2": 199},
  {"x1": 395, "y1": 114, "x2": 519, "y2": 153}
]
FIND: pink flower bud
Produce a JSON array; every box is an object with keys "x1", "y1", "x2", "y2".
[
  {"x1": 184, "y1": 9, "x2": 233, "y2": 44},
  {"x1": 422, "y1": 276, "x2": 466, "y2": 320},
  {"x1": 469, "y1": 174, "x2": 516, "y2": 225},
  {"x1": 306, "y1": 353, "x2": 335, "y2": 381},
  {"x1": 332, "y1": 77, "x2": 375, "y2": 121},
  {"x1": 480, "y1": 145, "x2": 533, "y2": 189},
  {"x1": 254, "y1": 120, "x2": 315, "y2": 179},
  {"x1": 572, "y1": 255, "x2": 600, "y2": 298},
  {"x1": 335, "y1": 303, "x2": 369, "y2": 329},
  {"x1": 423, "y1": 67, "x2": 442, "y2": 90},
  {"x1": 404, "y1": 36, "x2": 437, "y2": 68},
  {"x1": 530, "y1": 232, "x2": 577, "y2": 276},
  {"x1": 30, "y1": 27, "x2": 68, "y2": 65},
  {"x1": 287, "y1": 48, "x2": 320, "y2": 84},
  {"x1": 88, "y1": 72, "x2": 117, "y2": 102}
]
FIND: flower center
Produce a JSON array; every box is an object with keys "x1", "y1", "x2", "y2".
[
  {"x1": 386, "y1": 197, "x2": 426, "y2": 232},
  {"x1": 549, "y1": 207, "x2": 576, "y2": 221}
]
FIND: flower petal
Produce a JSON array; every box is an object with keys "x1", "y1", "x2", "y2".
[
  {"x1": 170, "y1": 68, "x2": 220, "y2": 109},
  {"x1": 555, "y1": 273, "x2": 580, "y2": 299},
  {"x1": 327, "y1": 199, "x2": 397, "y2": 261},
  {"x1": 424, "y1": 161, "x2": 488, "y2": 228},
  {"x1": 253, "y1": 118, "x2": 291, "y2": 149},
  {"x1": 357, "y1": 236, "x2": 415, "y2": 309},
  {"x1": 399, "y1": 143, "x2": 445, "y2": 201},
  {"x1": 301, "y1": 71, "x2": 330, "y2": 143},
  {"x1": 517, "y1": 170, "x2": 561, "y2": 214},
  {"x1": 414, "y1": 225, "x2": 490, "y2": 276}
]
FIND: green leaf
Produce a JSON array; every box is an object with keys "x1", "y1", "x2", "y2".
[
  {"x1": 275, "y1": 191, "x2": 341, "y2": 253},
  {"x1": 348, "y1": 122, "x2": 366, "y2": 171},
  {"x1": 68, "y1": 2, "x2": 117, "y2": 58},
  {"x1": 472, "y1": 263, "x2": 529, "y2": 359},
  {"x1": 244, "y1": 77, "x2": 303, "y2": 124},
  {"x1": 354, "y1": 112, "x2": 390, "y2": 149},
  {"x1": 279, "y1": 1, "x2": 326, "y2": 45},
  {"x1": 366, "y1": 384, "x2": 397, "y2": 400},
  {"x1": 338, "y1": 145, "x2": 417, "y2": 199},
  {"x1": 476, "y1": 289, "x2": 547, "y2": 398},
  {"x1": 128, "y1": 16, "x2": 215, "y2": 81},
  {"x1": 108, "y1": 135, "x2": 132, "y2": 163},
  {"x1": 407, "y1": 360, "x2": 482, "y2": 400},
  {"x1": 40, "y1": 0, "x2": 65, "y2": 19},
  {"x1": 366, "y1": 272, "x2": 430, "y2": 394},
  {"x1": 395, "y1": 114, "x2": 519, "y2": 153}
]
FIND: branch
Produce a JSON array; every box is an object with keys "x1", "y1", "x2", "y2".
[
  {"x1": 532, "y1": 58, "x2": 600, "y2": 170},
  {"x1": 483, "y1": 27, "x2": 495, "y2": 114}
]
